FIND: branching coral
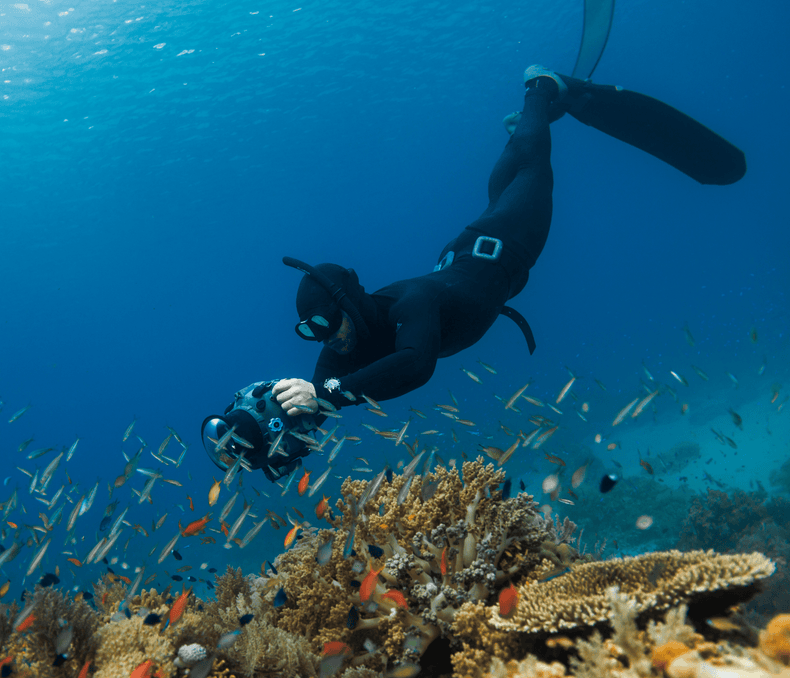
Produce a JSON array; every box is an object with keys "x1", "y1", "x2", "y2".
[
  {"x1": 250, "y1": 457, "x2": 555, "y2": 675},
  {"x1": 1, "y1": 586, "x2": 100, "y2": 678}
]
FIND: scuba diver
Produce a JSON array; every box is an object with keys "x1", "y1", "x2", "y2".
[{"x1": 202, "y1": 65, "x2": 745, "y2": 482}]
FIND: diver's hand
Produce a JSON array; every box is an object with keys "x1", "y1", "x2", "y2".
[{"x1": 273, "y1": 378, "x2": 318, "y2": 416}]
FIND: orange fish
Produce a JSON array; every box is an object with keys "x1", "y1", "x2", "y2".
[
  {"x1": 220, "y1": 521, "x2": 229, "y2": 537},
  {"x1": 323, "y1": 641, "x2": 352, "y2": 656},
  {"x1": 284, "y1": 523, "x2": 301, "y2": 549},
  {"x1": 315, "y1": 495, "x2": 329, "y2": 520},
  {"x1": 0, "y1": 658, "x2": 12, "y2": 671},
  {"x1": 130, "y1": 659, "x2": 155, "y2": 678},
  {"x1": 180, "y1": 513, "x2": 211, "y2": 536},
  {"x1": 168, "y1": 587, "x2": 191, "y2": 627},
  {"x1": 360, "y1": 566, "x2": 383, "y2": 602},
  {"x1": 6, "y1": 521, "x2": 17, "y2": 529},
  {"x1": 77, "y1": 660, "x2": 91, "y2": 678},
  {"x1": 381, "y1": 589, "x2": 408, "y2": 609},
  {"x1": 187, "y1": 495, "x2": 194, "y2": 511},
  {"x1": 440, "y1": 547, "x2": 448, "y2": 576},
  {"x1": 101, "y1": 591, "x2": 109, "y2": 606},
  {"x1": 498, "y1": 582, "x2": 519, "y2": 618},
  {"x1": 639, "y1": 458, "x2": 654, "y2": 475},
  {"x1": 117, "y1": 575, "x2": 131, "y2": 585},
  {"x1": 16, "y1": 614, "x2": 35, "y2": 632},
  {"x1": 297, "y1": 470, "x2": 311, "y2": 496},
  {"x1": 67, "y1": 557, "x2": 83, "y2": 567}
]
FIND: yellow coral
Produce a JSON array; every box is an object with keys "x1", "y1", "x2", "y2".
[
  {"x1": 490, "y1": 550, "x2": 775, "y2": 633},
  {"x1": 760, "y1": 614, "x2": 790, "y2": 664}
]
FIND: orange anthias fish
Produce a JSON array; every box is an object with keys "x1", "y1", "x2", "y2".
[
  {"x1": 381, "y1": 589, "x2": 408, "y2": 609},
  {"x1": 67, "y1": 557, "x2": 83, "y2": 567},
  {"x1": 315, "y1": 495, "x2": 329, "y2": 519},
  {"x1": 16, "y1": 614, "x2": 36, "y2": 632},
  {"x1": 440, "y1": 547, "x2": 448, "y2": 576},
  {"x1": 208, "y1": 477, "x2": 221, "y2": 506},
  {"x1": 498, "y1": 582, "x2": 519, "y2": 618},
  {"x1": 284, "y1": 523, "x2": 301, "y2": 549},
  {"x1": 323, "y1": 641, "x2": 352, "y2": 657},
  {"x1": 168, "y1": 587, "x2": 192, "y2": 627},
  {"x1": 360, "y1": 566, "x2": 383, "y2": 602},
  {"x1": 77, "y1": 660, "x2": 91, "y2": 678},
  {"x1": 180, "y1": 513, "x2": 211, "y2": 536},
  {"x1": 187, "y1": 495, "x2": 194, "y2": 511},
  {"x1": 297, "y1": 469, "x2": 311, "y2": 496},
  {"x1": 130, "y1": 659, "x2": 155, "y2": 678}
]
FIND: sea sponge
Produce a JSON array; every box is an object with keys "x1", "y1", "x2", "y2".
[
  {"x1": 759, "y1": 613, "x2": 790, "y2": 664},
  {"x1": 652, "y1": 641, "x2": 692, "y2": 672}
]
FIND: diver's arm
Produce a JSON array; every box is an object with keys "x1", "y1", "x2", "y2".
[{"x1": 312, "y1": 304, "x2": 440, "y2": 406}]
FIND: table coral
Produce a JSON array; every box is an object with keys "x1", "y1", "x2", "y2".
[{"x1": 489, "y1": 550, "x2": 774, "y2": 634}]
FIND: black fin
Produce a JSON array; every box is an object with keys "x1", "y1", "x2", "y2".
[{"x1": 564, "y1": 80, "x2": 746, "y2": 185}]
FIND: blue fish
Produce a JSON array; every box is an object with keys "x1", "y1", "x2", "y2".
[
  {"x1": 502, "y1": 478, "x2": 512, "y2": 500},
  {"x1": 385, "y1": 468, "x2": 393, "y2": 484},
  {"x1": 342, "y1": 525, "x2": 356, "y2": 559},
  {"x1": 99, "y1": 516, "x2": 112, "y2": 531},
  {"x1": 273, "y1": 587, "x2": 287, "y2": 608},
  {"x1": 367, "y1": 544, "x2": 384, "y2": 558},
  {"x1": 347, "y1": 605, "x2": 359, "y2": 629}
]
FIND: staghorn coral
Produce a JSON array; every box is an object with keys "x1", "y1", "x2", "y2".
[
  {"x1": 1, "y1": 586, "x2": 100, "y2": 678},
  {"x1": 490, "y1": 550, "x2": 775, "y2": 634},
  {"x1": 255, "y1": 457, "x2": 554, "y2": 675}
]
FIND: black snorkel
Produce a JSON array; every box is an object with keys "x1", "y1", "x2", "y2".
[{"x1": 283, "y1": 256, "x2": 371, "y2": 341}]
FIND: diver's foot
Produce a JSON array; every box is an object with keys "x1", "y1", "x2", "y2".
[
  {"x1": 503, "y1": 111, "x2": 521, "y2": 135},
  {"x1": 523, "y1": 64, "x2": 570, "y2": 122}
]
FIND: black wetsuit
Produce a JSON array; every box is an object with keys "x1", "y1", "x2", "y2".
[{"x1": 311, "y1": 84, "x2": 555, "y2": 408}]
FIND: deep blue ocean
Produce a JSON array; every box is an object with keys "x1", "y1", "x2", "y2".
[{"x1": 1, "y1": 0, "x2": 788, "y2": 603}]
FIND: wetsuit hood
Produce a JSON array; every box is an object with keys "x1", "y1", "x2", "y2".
[{"x1": 284, "y1": 257, "x2": 373, "y2": 341}]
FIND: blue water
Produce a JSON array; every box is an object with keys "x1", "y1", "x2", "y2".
[{"x1": 1, "y1": 0, "x2": 788, "y2": 600}]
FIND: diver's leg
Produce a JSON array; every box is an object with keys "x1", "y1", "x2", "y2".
[{"x1": 478, "y1": 77, "x2": 556, "y2": 265}]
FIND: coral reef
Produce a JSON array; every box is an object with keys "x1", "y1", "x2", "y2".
[
  {"x1": 1, "y1": 585, "x2": 100, "y2": 678},
  {"x1": 677, "y1": 489, "x2": 790, "y2": 620},
  {"x1": 769, "y1": 457, "x2": 790, "y2": 494},
  {"x1": 489, "y1": 550, "x2": 774, "y2": 634},
  {"x1": 479, "y1": 591, "x2": 790, "y2": 678},
  {"x1": 0, "y1": 459, "x2": 784, "y2": 678}
]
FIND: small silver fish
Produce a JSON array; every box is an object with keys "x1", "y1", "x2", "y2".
[
  {"x1": 239, "y1": 518, "x2": 268, "y2": 548},
  {"x1": 26, "y1": 537, "x2": 51, "y2": 575}
]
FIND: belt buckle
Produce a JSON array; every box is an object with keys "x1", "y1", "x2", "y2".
[{"x1": 472, "y1": 236, "x2": 503, "y2": 262}]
